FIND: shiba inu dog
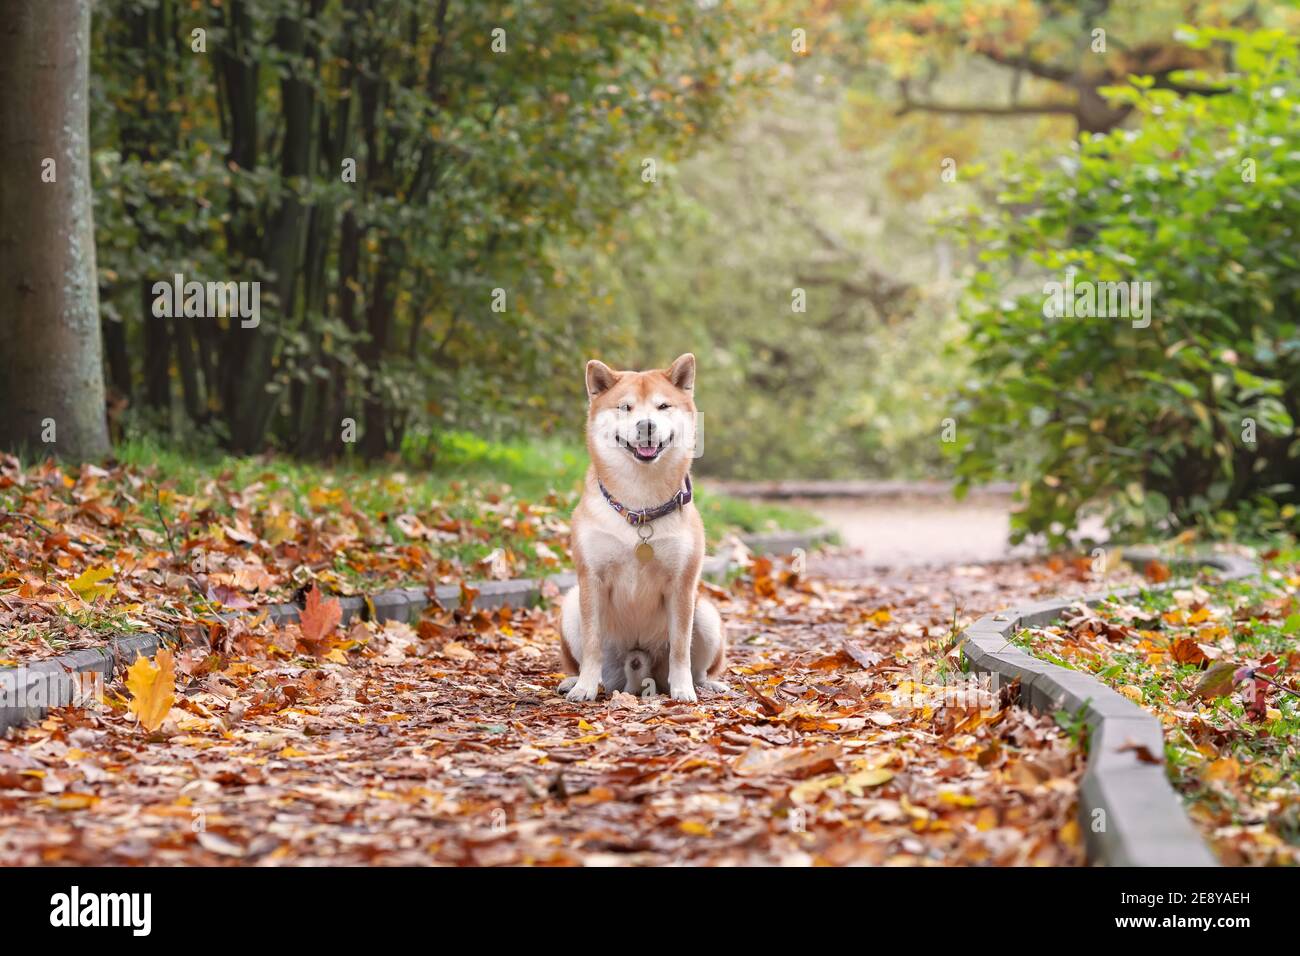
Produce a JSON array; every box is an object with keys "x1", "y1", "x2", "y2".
[{"x1": 558, "y1": 353, "x2": 726, "y2": 702}]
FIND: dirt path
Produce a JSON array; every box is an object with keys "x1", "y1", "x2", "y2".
[
  {"x1": 0, "y1": 553, "x2": 1108, "y2": 866},
  {"x1": 797, "y1": 495, "x2": 1110, "y2": 569}
]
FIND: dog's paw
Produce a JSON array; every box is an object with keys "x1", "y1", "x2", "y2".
[
  {"x1": 670, "y1": 683, "x2": 698, "y2": 703},
  {"x1": 697, "y1": 679, "x2": 729, "y2": 694},
  {"x1": 565, "y1": 679, "x2": 601, "y2": 702},
  {"x1": 557, "y1": 676, "x2": 578, "y2": 694}
]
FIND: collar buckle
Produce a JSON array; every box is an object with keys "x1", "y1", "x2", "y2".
[{"x1": 599, "y1": 474, "x2": 693, "y2": 528}]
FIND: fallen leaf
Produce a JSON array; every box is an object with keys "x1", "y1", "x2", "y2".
[
  {"x1": 1170, "y1": 637, "x2": 1209, "y2": 666},
  {"x1": 843, "y1": 641, "x2": 884, "y2": 669},
  {"x1": 1204, "y1": 757, "x2": 1240, "y2": 783},
  {"x1": 1143, "y1": 560, "x2": 1171, "y2": 583},
  {"x1": 441, "y1": 641, "x2": 475, "y2": 661},
  {"x1": 69, "y1": 565, "x2": 115, "y2": 602},
  {"x1": 844, "y1": 767, "x2": 895, "y2": 794},
  {"x1": 1192, "y1": 661, "x2": 1244, "y2": 700},
  {"x1": 47, "y1": 792, "x2": 100, "y2": 811},
  {"x1": 299, "y1": 584, "x2": 342, "y2": 651},
  {"x1": 125, "y1": 649, "x2": 177, "y2": 733},
  {"x1": 1117, "y1": 685, "x2": 1144, "y2": 703},
  {"x1": 1116, "y1": 740, "x2": 1162, "y2": 764}
]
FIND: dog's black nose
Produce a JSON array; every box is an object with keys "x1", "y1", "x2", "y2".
[{"x1": 635, "y1": 419, "x2": 657, "y2": 441}]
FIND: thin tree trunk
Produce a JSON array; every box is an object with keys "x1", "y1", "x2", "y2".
[
  {"x1": 0, "y1": 1, "x2": 111, "y2": 460},
  {"x1": 228, "y1": 13, "x2": 314, "y2": 452}
]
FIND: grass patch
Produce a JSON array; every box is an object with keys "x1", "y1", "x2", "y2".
[{"x1": 4, "y1": 432, "x2": 821, "y2": 594}]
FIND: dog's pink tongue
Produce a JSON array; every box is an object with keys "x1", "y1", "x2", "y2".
[{"x1": 636, "y1": 444, "x2": 658, "y2": 458}]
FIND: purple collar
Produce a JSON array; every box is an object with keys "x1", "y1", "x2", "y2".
[{"x1": 598, "y1": 474, "x2": 693, "y2": 526}]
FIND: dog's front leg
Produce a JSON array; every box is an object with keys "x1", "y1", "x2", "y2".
[
  {"x1": 666, "y1": 580, "x2": 698, "y2": 703},
  {"x1": 566, "y1": 572, "x2": 605, "y2": 702}
]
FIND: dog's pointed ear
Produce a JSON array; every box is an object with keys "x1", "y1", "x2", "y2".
[
  {"x1": 586, "y1": 360, "x2": 619, "y2": 399},
  {"x1": 666, "y1": 353, "x2": 696, "y2": 391}
]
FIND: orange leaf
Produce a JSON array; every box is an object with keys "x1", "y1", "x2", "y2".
[
  {"x1": 1170, "y1": 637, "x2": 1209, "y2": 666},
  {"x1": 125, "y1": 649, "x2": 177, "y2": 733},
  {"x1": 1204, "y1": 756, "x2": 1240, "y2": 783},
  {"x1": 299, "y1": 584, "x2": 342, "y2": 650},
  {"x1": 1143, "y1": 560, "x2": 1171, "y2": 583}
]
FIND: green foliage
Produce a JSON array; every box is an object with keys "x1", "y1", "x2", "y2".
[
  {"x1": 949, "y1": 27, "x2": 1300, "y2": 545},
  {"x1": 90, "y1": 1, "x2": 758, "y2": 456}
]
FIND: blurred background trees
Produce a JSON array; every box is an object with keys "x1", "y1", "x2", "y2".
[
  {"x1": 91, "y1": 0, "x2": 755, "y2": 457},
  {"x1": 6, "y1": 0, "x2": 1291, "y2": 545}
]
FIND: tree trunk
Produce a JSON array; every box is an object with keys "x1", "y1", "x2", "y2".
[{"x1": 0, "y1": 1, "x2": 110, "y2": 461}]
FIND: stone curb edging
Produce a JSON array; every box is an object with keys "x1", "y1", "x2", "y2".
[
  {"x1": 0, "y1": 633, "x2": 165, "y2": 737},
  {"x1": 0, "y1": 526, "x2": 835, "y2": 735},
  {"x1": 960, "y1": 548, "x2": 1257, "y2": 867},
  {"x1": 708, "y1": 479, "x2": 1017, "y2": 500},
  {"x1": 731, "y1": 526, "x2": 838, "y2": 555}
]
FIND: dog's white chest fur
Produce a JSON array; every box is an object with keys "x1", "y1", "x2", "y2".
[
  {"x1": 576, "y1": 506, "x2": 695, "y2": 577},
  {"x1": 574, "y1": 506, "x2": 695, "y2": 646}
]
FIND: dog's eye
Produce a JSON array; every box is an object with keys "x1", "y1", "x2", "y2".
[
  {"x1": 619, "y1": 403, "x2": 632, "y2": 413},
  {"x1": 657, "y1": 403, "x2": 670, "y2": 411}
]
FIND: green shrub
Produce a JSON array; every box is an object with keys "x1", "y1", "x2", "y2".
[{"x1": 949, "y1": 27, "x2": 1300, "y2": 545}]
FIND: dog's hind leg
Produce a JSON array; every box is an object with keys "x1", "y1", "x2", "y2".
[
  {"x1": 691, "y1": 599, "x2": 728, "y2": 693},
  {"x1": 601, "y1": 647, "x2": 629, "y2": 694},
  {"x1": 557, "y1": 586, "x2": 583, "y2": 694}
]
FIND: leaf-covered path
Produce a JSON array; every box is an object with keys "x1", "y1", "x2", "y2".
[{"x1": 0, "y1": 553, "x2": 1111, "y2": 866}]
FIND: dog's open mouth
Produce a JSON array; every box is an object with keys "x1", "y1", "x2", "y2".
[{"x1": 619, "y1": 434, "x2": 671, "y2": 463}]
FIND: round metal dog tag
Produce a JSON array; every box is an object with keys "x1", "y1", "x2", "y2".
[{"x1": 635, "y1": 523, "x2": 654, "y2": 562}]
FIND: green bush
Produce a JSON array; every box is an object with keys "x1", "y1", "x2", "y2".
[{"x1": 949, "y1": 27, "x2": 1300, "y2": 545}]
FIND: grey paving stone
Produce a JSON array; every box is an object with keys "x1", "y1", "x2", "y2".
[
  {"x1": 979, "y1": 647, "x2": 1059, "y2": 690},
  {"x1": 742, "y1": 528, "x2": 834, "y2": 556},
  {"x1": 1080, "y1": 766, "x2": 1216, "y2": 866},
  {"x1": 957, "y1": 639, "x2": 994, "y2": 672},
  {"x1": 337, "y1": 595, "x2": 364, "y2": 624},
  {"x1": 700, "y1": 557, "x2": 730, "y2": 581},
  {"x1": 1086, "y1": 714, "x2": 1167, "y2": 772},
  {"x1": 963, "y1": 629, "x2": 1016, "y2": 654},
  {"x1": 266, "y1": 603, "x2": 299, "y2": 626},
  {"x1": 1016, "y1": 599, "x2": 1079, "y2": 628},
  {"x1": 1026, "y1": 668, "x2": 1100, "y2": 716},
  {"x1": 474, "y1": 579, "x2": 541, "y2": 610},
  {"x1": 368, "y1": 590, "x2": 411, "y2": 623},
  {"x1": 112, "y1": 633, "x2": 162, "y2": 665},
  {"x1": 1, "y1": 663, "x2": 69, "y2": 731},
  {"x1": 547, "y1": 572, "x2": 577, "y2": 592}
]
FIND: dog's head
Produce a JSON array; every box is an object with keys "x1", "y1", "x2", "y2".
[{"x1": 585, "y1": 354, "x2": 698, "y2": 475}]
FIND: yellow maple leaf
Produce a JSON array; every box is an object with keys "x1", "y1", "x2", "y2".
[
  {"x1": 844, "y1": 767, "x2": 895, "y2": 795},
  {"x1": 790, "y1": 773, "x2": 846, "y2": 803},
  {"x1": 125, "y1": 649, "x2": 176, "y2": 733},
  {"x1": 262, "y1": 510, "x2": 296, "y2": 545},
  {"x1": 69, "y1": 565, "x2": 116, "y2": 602},
  {"x1": 48, "y1": 793, "x2": 100, "y2": 811},
  {"x1": 1204, "y1": 756, "x2": 1240, "y2": 784}
]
